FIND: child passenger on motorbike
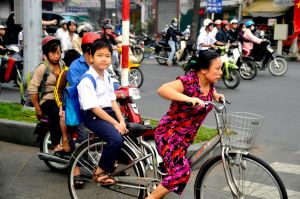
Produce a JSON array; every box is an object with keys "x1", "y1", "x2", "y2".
[
  {"x1": 77, "y1": 39, "x2": 128, "y2": 186},
  {"x1": 145, "y1": 50, "x2": 224, "y2": 199},
  {"x1": 28, "y1": 36, "x2": 64, "y2": 152}
]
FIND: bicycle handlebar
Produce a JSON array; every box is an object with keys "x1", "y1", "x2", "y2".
[{"x1": 187, "y1": 98, "x2": 230, "y2": 112}]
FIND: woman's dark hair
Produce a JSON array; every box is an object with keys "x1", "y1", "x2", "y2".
[
  {"x1": 189, "y1": 50, "x2": 220, "y2": 72},
  {"x1": 63, "y1": 49, "x2": 81, "y2": 66},
  {"x1": 90, "y1": 39, "x2": 113, "y2": 56}
]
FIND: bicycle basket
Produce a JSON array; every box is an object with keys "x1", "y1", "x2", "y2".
[{"x1": 217, "y1": 112, "x2": 264, "y2": 151}]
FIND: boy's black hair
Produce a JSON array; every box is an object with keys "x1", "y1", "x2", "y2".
[
  {"x1": 90, "y1": 39, "x2": 113, "y2": 56},
  {"x1": 81, "y1": 43, "x2": 91, "y2": 54},
  {"x1": 189, "y1": 50, "x2": 220, "y2": 72},
  {"x1": 63, "y1": 49, "x2": 81, "y2": 66}
]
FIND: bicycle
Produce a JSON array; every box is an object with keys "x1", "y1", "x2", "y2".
[{"x1": 67, "y1": 100, "x2": 288, "y2": 199}]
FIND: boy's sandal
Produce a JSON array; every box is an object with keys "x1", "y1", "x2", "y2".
[
  {"x1": 93, "y1": 171, "x2": 116, "y2": 187},
  {"x1": 62, "y1": 139, "x2": 71, "y2": 153},
  {"x1": 74, "y1": 175, "x2": 85, "y2": 189}
]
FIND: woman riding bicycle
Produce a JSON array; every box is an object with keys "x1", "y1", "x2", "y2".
[{"x1": 146, "y1": 50, "x2": 224, "y2": 199}]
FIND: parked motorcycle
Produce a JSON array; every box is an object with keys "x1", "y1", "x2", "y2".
[
  {"x1": 36, "y1": 86, "x2": 155, "y2": 171},
  {"x1": 155, "y1": 35, "x2": 193, "y2": 66},
  {"x1": 129, "y1": 33, "x2": 144, "y2": 63},
  {"x1": 243, "y1": 39, "x2": 288, "y2": 76},
  {"x1": 0, "y1": 44, "x2": 23, "y2": 87}
]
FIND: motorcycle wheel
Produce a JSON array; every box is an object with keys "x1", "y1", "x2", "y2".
[
  {"x1": 156, "y1": 50, "x2": 169, "y2": 65},
  {"x1": 129, "y1": 67, "x2": 144, "y2": 88},
  {"x1": 133, "y1": 46, "x2": 144, "y2": 63},
  {"x1": 40, "y1": 131, "x2": 69, "y2": 171},
  {"x1": 239, "y1": 59, "x2": 257, "y2": 80},
  {"x1": 268, "y1": 57, "x2": 288, "y2": 76},
  {"x1": 222, "y1": 70, "x2": 241, "y2": 89}
]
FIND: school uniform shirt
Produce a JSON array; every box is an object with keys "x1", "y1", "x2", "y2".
[
  {"x1": 197, "y1": 31, "x2": 216, "y2": 51},
  {"x1": 77, "y1": 67, "x2": 116, "y2": 111}
]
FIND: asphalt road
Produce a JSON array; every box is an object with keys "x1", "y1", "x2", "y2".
[{"x1": 0, "y1": 58, "x2": 300, "y2": 198}]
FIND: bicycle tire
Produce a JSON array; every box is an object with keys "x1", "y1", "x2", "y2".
[
  {"x1": 68, "y1": 137, "x2": 146, "y2": 199},
  {"x1": 194, "y1": 153, "x2": 287, "y2": 199}
]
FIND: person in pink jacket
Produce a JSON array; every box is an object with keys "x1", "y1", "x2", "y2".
[{"x1": 243, "y1": 20, "x2": 262, "y2": 53}]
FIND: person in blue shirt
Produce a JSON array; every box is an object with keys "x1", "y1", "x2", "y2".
[{"x1": 66, "y1": 32, "x2": 101, "y2": 86}]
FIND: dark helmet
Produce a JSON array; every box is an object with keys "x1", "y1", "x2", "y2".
[
  {"x1": 104, "y1": 23, "x2": 113, "y2": 30},
  {"x1": 171, "y1": 18, "x2": 178, "y2": 24},
  {"x1": 42, "y1": 36, "x2": 60, "y2": 54},
  {"x1": 82, "y1": 32, "x2": 101, "y2": 45}
]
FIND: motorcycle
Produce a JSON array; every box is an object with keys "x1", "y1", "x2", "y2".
[
  {"x1": 227, "y1": 42, "x2": 257, "y2": 80},
  {"x1": 0, "y1": 44, "x2": 23, "y2": 87},
  {"x1": 217, "y1": 45, "x2": 241, "y2": 89},
  {"x1": 243, "y1": 39, "x2": 288, "y2": 76},
  {"x1": 36, "y1": 86, "x2": 156, "y2": 171},
  {"x1": 129, "y1": 33, "x2": 144, "y2": 63},
  {"x1": 155, "y1": 35, "x2": 193, "y2": 66}
]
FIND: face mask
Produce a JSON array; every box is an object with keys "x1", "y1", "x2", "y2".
[
  {"x1": 250, "y1": 26, "x2": 255, "y2": 31},
  {"x1": 242, "y1": 28, "x2": 246, "y2": 31},
  {"x1": 172, "y1": 23, "x2": 177, "y2": 27}
]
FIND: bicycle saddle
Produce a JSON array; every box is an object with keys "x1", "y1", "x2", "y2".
[{"x1": 126, "y1": 123, "x2": 154, "y2": 137}]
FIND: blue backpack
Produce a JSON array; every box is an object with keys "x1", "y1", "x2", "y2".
[{"x1": 64, "y1": 74, "x2": 96, "y2": 126}]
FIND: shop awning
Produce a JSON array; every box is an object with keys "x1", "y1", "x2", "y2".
[{"x1": 243, "y1": 0, "x2": 291, "y2": 18}]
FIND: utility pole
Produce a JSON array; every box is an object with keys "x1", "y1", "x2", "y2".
[
  {"x1": 22, "y1": 0, "x2": 42, "y2": 76},
  {"x1": 121, "y1": 0, "x2": 130, "y2": 86}
]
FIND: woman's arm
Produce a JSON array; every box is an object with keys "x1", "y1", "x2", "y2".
[{"x1": 157, "y1": 79, "x2": 205, "y2": 106}]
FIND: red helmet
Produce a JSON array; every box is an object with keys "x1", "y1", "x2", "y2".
[
  {"x1": 42, "y1": 36, "x2": 60, "y2": 54},
  {"x1": 82, "y1": 32, "x2": 101, "y2": 45},
  {"x1": 221, "y1": 20, "x2": 229, "y2": 27}
]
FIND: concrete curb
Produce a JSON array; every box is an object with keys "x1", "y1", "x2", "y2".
[
  {"x1": 0, "y1": 119, "x2": 38, "y2": 147},
  {"x1": 0, "y1": 118, "x2": 203, "y2": 153}
]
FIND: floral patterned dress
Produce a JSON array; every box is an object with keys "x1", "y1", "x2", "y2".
[{"x1": 154, "y1": 71, "x2": 215, "y2": 195}]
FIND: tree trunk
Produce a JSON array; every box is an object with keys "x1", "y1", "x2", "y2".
[
  {"x1": 100, "y1": 0, "x2": 106, "y2": 23},
  {"x1": 189, "y1": 0, "x2": 200, "y2": 43}
]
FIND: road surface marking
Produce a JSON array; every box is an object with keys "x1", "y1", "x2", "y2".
[{"x1": 271, "y1": 162, "x2": 300, "y2": 175}]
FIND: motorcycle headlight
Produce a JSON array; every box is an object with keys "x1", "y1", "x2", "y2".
[{"x1": 129, "y1": 88, "x2": 141, "y2": 100}]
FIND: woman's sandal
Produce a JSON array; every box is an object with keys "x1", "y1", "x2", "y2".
[
  {"x1": 62, "y1": 139, "x2": 71, "y2": 153},
  {"x1": 93, "y1": 170, "x2": 116, "y2": 187},
  {"x1": 53, "y1": 144, "x2": 64, "y2": 152}
]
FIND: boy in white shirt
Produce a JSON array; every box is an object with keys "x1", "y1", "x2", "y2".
[{"x1": 77, "y1": 39, "x2": 127, "y2": 186}]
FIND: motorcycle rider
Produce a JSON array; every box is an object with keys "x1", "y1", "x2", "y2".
[
  {"x1": 55, "y1": 20, "x2": 69, "y2": 53},
  {"x1": 228, "y1": 19, "x2": 239, "y2": 43},
  {"x1": 215, "y1": 20, "x2": 230, "y2": 45},
  {"x1": 197, "y1": 22, "x2": 223, "y2": 52},
  {"x1": 211, "y1": 19, "x2": 222, "y2": 39},
  {"x1": 242, "y1": 20, "x2": 263, "y2": 55},
  {"x1": 72, "y1": 24, "x2": 90, "y2": 54},
  {"x1": 182, "y1": 25, "x2": 191, "y2": 39},
  {"x1": 0, "y1": 25, "x2": 6, "y2": 52},
  {"x1": 166, "y1": 18, "x2": 182, "y2": 66}
]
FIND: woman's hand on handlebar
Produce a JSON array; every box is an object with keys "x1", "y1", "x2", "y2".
[
  {"x1": 187, "y1": 97, "x2": 205, "y2": 107},
  {"x1": 213, "y1": 93, "x2": 225, "y2": 103}
]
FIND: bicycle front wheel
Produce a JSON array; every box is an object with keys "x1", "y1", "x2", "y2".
[
  {"x1": 194, "y1": 153, "x2": 287, "y2": 199},
  {"x1": 68, "y1": 137, "x2": 146, "y2": 199}
]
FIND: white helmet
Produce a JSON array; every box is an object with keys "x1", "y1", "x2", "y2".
[
  {"x1": 203, "y1": 18, "x2": 212, "y2": 27},
  {"x1": 230, "y1": 19, "x2": 239, "y2": 24},
  {"x1": 214, "y1": 19, "x2": 222, "y2": 25},
  {"x1": 0, "y1": 25, "x2": 6, "y2": 29}
]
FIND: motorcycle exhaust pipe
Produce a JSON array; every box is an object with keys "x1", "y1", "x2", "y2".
[
  {"x1": 38, "y1": 152, "x2": 69, "y2": 164},
  {"x1": 155, "y1": 56, "x2": 168, "y2": 60}
]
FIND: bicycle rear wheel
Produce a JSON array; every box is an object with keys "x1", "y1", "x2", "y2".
[
  {"x1": 68, "y1": 137, "x2": 146, "y2": 199},
  {"x1": 194, "y1": 153, "x2": 287, "y2": 199}
]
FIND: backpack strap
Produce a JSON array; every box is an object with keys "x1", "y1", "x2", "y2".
[{"x1": 81, "y1": 74, "x2": 96, "y2": 89}]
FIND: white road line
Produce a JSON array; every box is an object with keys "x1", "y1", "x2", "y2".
[
  {"x1": 271, "y1": 162, "x2": 300, "y2": 175},
  {"x1": 223, "y1": 181, "x2": 300, "y2": 198}
]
